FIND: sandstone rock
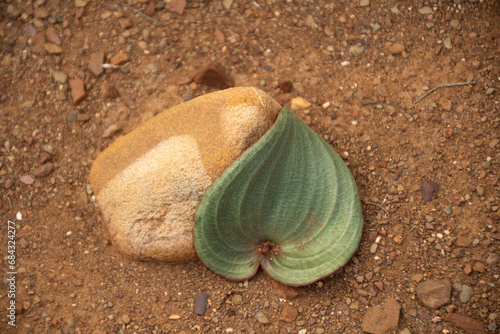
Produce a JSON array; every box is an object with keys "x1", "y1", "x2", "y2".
[
  {"x1": 75, "y1": 0, "x2": 88, "y2": 7},
  {"x1": 349, "y1": 45, "x2": 365, "y2": 56},
  {"x1": 144, "y1": 2, "x2": 156, "y2": 16},
  {"x1": 34, "y1": 7, "x2": 49, "y2": 19},
  {"x1": 33, "y1": 163, "x2": 54, "y2": 177},
  {"x1": 166, "y1": 0, "x2": 187, "y2": 15},
  {"x1": 88, "y1": 52, "x2": 104, "y2": 77},
  {"x1": 90, "y1": 87, "x2": 281, "y2": 262},
  {"x1": 110, "y1": 51, "x2": 129, "y2": 66},
  {"x1": 69, "y1": 79, "x2": 86, "y2": 105},
  {"x1": 102, "y1": 84, "x2": 120, "y2": 99},
  {"x1": 192, "y1": 63, "x2": 235, "y2": 90},
  {"x1": 30, "y1": 33, "x2": 46, "y2": 54},
  {"x1": 280, "y1": 305, "x2": 298, "y2": 322},
  {"x1": 101, "y1": 124, "x2": 120, "y2": 138},
  {"x1": 415, "y1": 279, "x2": 451, "y2": 309},
  {"x1": 363, "y1": 298, "x2": 401, "y2": 334},
  {"x1": 376, "y1": 84, "x2": 390, "y2": 97},
  {"x1": 290, "y1": 97, "x2": 311, "y2": 111},
  {"x1": 419, "y1": 6, "x2": 433, "y2": 15},
  {"x1": 44, "y1": 43, "x2": 62, "y2": 54},
  {"x1": 45, "y1": 27, "x2": 61, "y2": 45},
  {"x1": 255, "y1": 311, "x2": 269, "y2": 324},
  {"x1": 445, "y1": 313, "x2": 487, "y2": 334},
  {"x1": 119, "y1": 18, "x2": 133, "y2": 29},
  {"x1": 422, "y1": 180, "x2": 439, "y2": 203},
  {"x1": 389, "y1": 43, "x2": 405, "y2": 55},
  {"x1": 52, "y1": 70, "x2": 68, "y2": 84}
]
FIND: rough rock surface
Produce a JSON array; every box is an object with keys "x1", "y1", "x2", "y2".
[
  {"x1": 363, "y1": 297, "x2": 401, "y2": 334},
  {"x1": 90, "y1": 87, "x2": 281, "y2": 262},
  {"x1": 415, "y1": 279, "x2": 451, "y2": 309},
  {"x1": 445, "y1": 313, "x2": 487, "y2": 334}
]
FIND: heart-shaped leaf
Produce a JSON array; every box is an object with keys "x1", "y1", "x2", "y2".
[{"x1": 194, "y1": 107, "x2": 363, "y2": 286}]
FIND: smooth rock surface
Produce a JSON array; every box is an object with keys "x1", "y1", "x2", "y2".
[
  {"x1": 192, "y1": 63, "x2": 235, "y2": 90},
  {"x1": 415, "y1": 279, "x2": 451, "y2": 309},
  {"x1": 363, "y1": 297, "x2": 401, "y2": 334},
  {"x1": 90, "y1": 87, "x2": 281, "y2": 262}
]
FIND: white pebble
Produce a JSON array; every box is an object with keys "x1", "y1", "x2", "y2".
[{"x1": 16, "y1": 212, "x2": 22, "y2": 220}]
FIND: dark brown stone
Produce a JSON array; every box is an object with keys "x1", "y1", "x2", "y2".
[
  {"x1": 102, "y1": 84, "x2": 120, "y2": 99},
  {"x1": 422, "y1": 180, "x2": 439, "y2": 203},
  {"x1": 192, "y1": 63, "x2": 235, "y2": 90},
  {"x1": 279, "y1": 80, "x2": 293, "y2": 93},
  {"x1": 193, "y1": 293, "x2": 209, "y2": 316}
]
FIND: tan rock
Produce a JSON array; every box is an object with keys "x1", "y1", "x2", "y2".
[
  {"x1": 290, "y1": 97, "x2": 311, "y2": 111},
  {"x1": 34, "y1": 7, "x2": 49, "y2": 19},
  {"x1": 389, "y1": 43, "x2": 405, "y2": 55},
  {"x1": 363, "y1": 298, "x2": 401, "y2": 334},
  {"x1": 90, "y1": 87, "x2": 281, "y2": 262},
  {"x1": 44, "y1": 43, "x2": 62, "y2": 54}
]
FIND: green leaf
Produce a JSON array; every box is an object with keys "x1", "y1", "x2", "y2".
[{"x1": 194, "y1": 107, "x2": 363, "y2": 286}]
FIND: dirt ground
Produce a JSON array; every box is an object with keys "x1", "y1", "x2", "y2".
[{"x1": 1, "y1": 0, "x2": 499, "y2": 333}]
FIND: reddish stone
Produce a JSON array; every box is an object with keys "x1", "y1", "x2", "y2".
[
  {"x1": 144, "y1": 2, "x2": 156, "y2": 16},
  {"x1": 30, "y1": 33, "x2": 46, "y2": 54},
  {"x1": 280, "y1": 305, "x2": 298, "y2": 322},
  {"x1": 110, "y1": 51, "x2": 129, "y2": 66},
  {"x1": 166, "y1": 0, "x2": 187, "y2": 15},
  {"x1": 69, "y1": 79, "x2": 87, "y2": 105},
  {"x1": 119, "y1": 17, "x2": 133, "y2": 29},
  {"x1": 77, "y1": 113, "x2": 90, "y2": 122},
  {"x1": 214, "y1": 28, "x2": 225, "y2": 43}
]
